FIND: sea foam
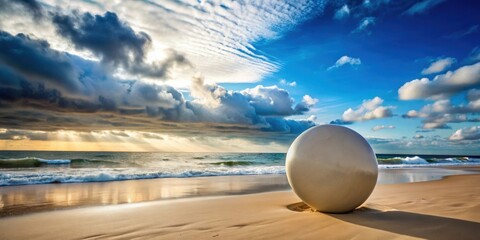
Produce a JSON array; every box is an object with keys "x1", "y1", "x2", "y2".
[{"x1": 1, "y1": 152, "x2": 479, "y2": 186}]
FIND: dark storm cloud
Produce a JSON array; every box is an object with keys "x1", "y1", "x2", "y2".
[
  {"x1": 52, "y1": 11, "x2": 150, "y2": 67},
  {"x1": 0, "y1": 32, "x2": 184, "y2": 115},
  {"x1": 0, "y1": 31, "x2": 81, "y2": 93},
  {"x1": 52, "y1": 11, "x2": 190, "y2": 79}
]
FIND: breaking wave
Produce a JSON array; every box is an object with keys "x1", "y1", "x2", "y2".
[{"x1": 0, "y1": 166, "x2": 286, "y2": 186}]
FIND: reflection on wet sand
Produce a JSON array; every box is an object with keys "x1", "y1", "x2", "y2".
[
  {"x1": 0, "y1": 175, "x2": 290, "y2": 217},
  {"x1": 0, "y1": 168, "x2": 475, "y2": 217},
  {"x1": 377, "y1": 167, "x2": 475, "y2": 184}
]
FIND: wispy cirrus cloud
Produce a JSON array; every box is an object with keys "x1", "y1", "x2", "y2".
[
  {"x1": 352, "y1": 17, "x2": 375, "y2": 34},
  {"x1": 404, "y1": 0, "x2": 446, "y2": 15},
  {"x1": 444, "y1": 25, "x2": 479, "y2": 39}
]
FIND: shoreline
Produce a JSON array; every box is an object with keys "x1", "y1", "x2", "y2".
[
  {"x1": 0, "y1": 166, "x2": 478, "y2": 218},
  {"x1": 0, "y1": 172, "x2": 479, "y2": 239}
]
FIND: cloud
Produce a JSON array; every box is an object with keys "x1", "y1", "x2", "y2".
[
  {"x1": 240, "y1": 85, "x2": 316, "y2": 117},
  {"x1": 402, "y1": 94, "x2": 480, "y2": 129},
  {"x1": 421, "y1": 57, "x2": 456, "y2": 75},
  {"x1": 0, "y1": 0, "x2": 43, "y2": 18},
  {"x1": 352, "y1": 17, "x2": 375, "y2": 34},
  {"x1": 329, "y1": 119, "x2": 353, "y2": 125},
  {"x1": 398, "y1": 62, "x2": 480, "y2": 100},
  {"x1": 52, "y1": 11, "x2": 190, "y2": 79},
  {"x1": 0, "y1": 1, "x2": 325, "y2": 150},
  {"x1": 362, "y1": 0, "x2": 394, "y2": 9},
  {"x1": 467, "y1": 47, "x2": 480, "y2": 63},
  {"x1": 416, "y1": 129, "x2": 434, "y2": 133},
  {"x1": 404, "y1": 0, "x2": 446, "y2": 15},
  {"x1": 334, "y1": 5, "x2": 350, "y2": 20},
  {"x1": 449, "y1": 126, "x2": 480, "y2": 141},
  {"x1": 413, "y1": 134, "x2": 424, "y2": 139},
  {"x1": 444, "y1": 25, "x2": 479, "y2": 39},
  {"x1": 372, "y1": 125, "x2": 395, "y2": 131},
  {"x1": 364, "y1": 134, "x2": 480, "y2": 154},
  {"x1": 327, "y1": 56, "x2": 361, "y2": 70},
  {"x1": 0, "y1": 31, "x2": 81, "y2": 94},
  {"x1": 0, "y1": 0, "x2": 325, "y2": 84},
  {"x1": 341, "y1": 97, "x2": 394, "y2": 122},
  {"x1": 52, "y1": 11, "x2": 151, "y2": 66},
  {"x1": 279, "y1": 79, "x2": 296, "y2": 87},
  {"x1": 468, "y1": 88, "x2": 480, "y2": 104},
  {"x1": 307, "y1": 115, "x2": 317, "y2": 122},
  {"x1": 302, "y1": 95, "x2": 319, "y2": 106},
  {"x1": 0, "y1": 128, "x2": 298, "y2": 152},
  {"x1": 0, "y1": 29, "x2": 318, "y2": 139},
  {"x1": 0, "y1": 128, "x2": 48, "y2": 141}
]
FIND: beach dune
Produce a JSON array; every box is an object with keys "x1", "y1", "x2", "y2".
[{"x1": 1, "y1": 173, "x2": 479, "y2": 239}]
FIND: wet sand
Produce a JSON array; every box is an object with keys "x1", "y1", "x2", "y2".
[
  {"x1": 0, "y1": 167, "x2": 479, "y2": 239},
  {"x1": 0, "y1": 167, "x2": 476, "y2": 217}
]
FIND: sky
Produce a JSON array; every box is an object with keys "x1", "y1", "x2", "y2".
[{"x1": 0, "y1": 0, "x2": 479, "y2": 154}]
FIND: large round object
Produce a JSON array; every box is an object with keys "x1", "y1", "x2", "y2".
[{"x1": 286, "y1": 125, "x2": 378, "y2": 213}]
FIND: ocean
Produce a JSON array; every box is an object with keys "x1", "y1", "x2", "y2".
[{"x1": 1, "y1": 151, "x2": 479, "y2": 186}]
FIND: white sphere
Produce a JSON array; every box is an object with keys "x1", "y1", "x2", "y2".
[{"x1": 286, "y1": 125, "x2": 378, "y2": 213}]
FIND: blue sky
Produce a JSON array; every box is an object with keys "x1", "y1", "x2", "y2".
[
  {"x1": 0, "y1": 0, "x2": 479, "y2": 154},
  {"x1": 251, "y1": 0, "x2": 480, "y2": 154}
]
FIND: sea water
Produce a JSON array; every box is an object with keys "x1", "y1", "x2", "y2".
[{"x1": 0, "y1": 151, "x2": 479, "y2": 186}]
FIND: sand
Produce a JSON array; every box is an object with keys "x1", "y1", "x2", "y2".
[{"x1": 1, "y1": 172, "x2": 480, "y2": 239}]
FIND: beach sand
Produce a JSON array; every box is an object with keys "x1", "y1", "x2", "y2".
[{"x1": 1, "y1": 171, "x2": 480, "y2": 239}]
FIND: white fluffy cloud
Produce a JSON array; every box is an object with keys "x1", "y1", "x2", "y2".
[
  {"x1": 449, "y1": 126, "x2": 480, "y2": 141},
  {"x1": 342, "y1": 97, "x2": 394, "y2": 122},
  {"x1": 421, "y1": 57, "x2": 456, "y2": 75},
  {"x1": 372, "y1": 125, "x2": 395, "y2": 131},
  {"x1": 402, "y1": 93, "x2": 480, "y2": 129},
  {"x1": 328, "y1": 55, "x2": 361, "y2": 70},
  {"x1": 302, "y1": 95, "x2": 319, "y2": 106},
  {"x1": 399, "y1": 62, "x2": 480, "y2": 100}
]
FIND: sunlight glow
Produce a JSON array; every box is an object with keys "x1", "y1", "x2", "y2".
[{"x1": 0, "y1": 129, "x2": 286, "y2": 152}]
